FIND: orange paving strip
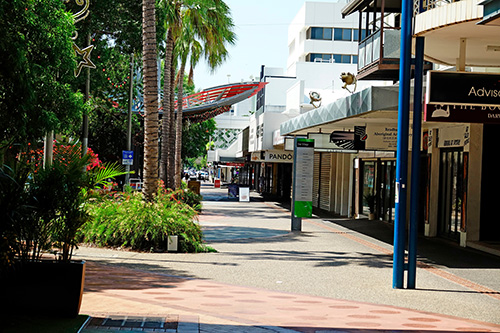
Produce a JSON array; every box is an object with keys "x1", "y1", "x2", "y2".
[
  {"x1": 264, "y1": 201, "x2": 500, "y2": 301},
  {"x1": 417, "y1": 262, "x2": 500, "y2": 301},
  {"x1": 82, "y1": 261, "x2": 500, "y2": 332}
]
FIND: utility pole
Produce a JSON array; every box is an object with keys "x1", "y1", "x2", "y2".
[
  {"x1": 125, "y1": 53, "x2": 135, "y2": 186},
  {"x1": 393, "y1": 0, "x2": 412, "y2": 289},
  {"x1": 82, "y1": 33, "x2": 91, "y2": 156}
]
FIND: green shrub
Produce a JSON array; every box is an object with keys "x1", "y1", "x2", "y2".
[
  {"x1": 80, "y1": 188, "x2": 213, "y2": 253},
  {"x1": 167, "y1": 188, "x2": 203, "y2": 212}
]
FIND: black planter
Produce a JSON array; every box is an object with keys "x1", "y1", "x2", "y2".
[{"x1": 2, "y1": 260, "x2": 86, "y2": 318}]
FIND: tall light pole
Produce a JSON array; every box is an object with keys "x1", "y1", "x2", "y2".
[
  {"x1": 82, "y1": 33, "x2": 91, "y2": 157},
  {"x1": 393, "y1": 0, "x2": 412, "y2": 289},
  {"x1": 125, "y1": 53, "x2": 135, "y2": 185}
]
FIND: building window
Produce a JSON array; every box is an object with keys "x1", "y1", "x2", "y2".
[
  {"x1": 308, "y1": 27, "x2": 333, "y2": 40},
  {"x1": 307, "y1": 53, "x2": 357, "y2": 64},
  {"x1": 307, "y1": 53, "x2": 332, "y2": 63},
  {"x1": 334, "y1": 28, "x2": 352, "y2": 41},
  {"x1": 333, "y1": 54, "x2": 351, "y2": 64},
  {"x1": 353, "y1": 29, "x2": 371, "y2": 41},
  {"x1": 341, "y1": 54, "x2": 351, "y2": 63}
]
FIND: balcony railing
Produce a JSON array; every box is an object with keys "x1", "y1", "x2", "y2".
[
  {"x1": 414, "y1": 0, "x2": 456, "y2": 15},
  {"x1": 358, "y1": 28, "x2": 400, "y2": 72}
]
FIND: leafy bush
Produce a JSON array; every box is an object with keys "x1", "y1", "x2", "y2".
[
  {"x1": 167, "y1": 188, "x2": 203, "y2": 212},
  {"x1": 81, "y1": 188, "x2": 213, "y2": 253},
  {"x1": 0, "y1": 143, "x2": 127, "y2": 265}
]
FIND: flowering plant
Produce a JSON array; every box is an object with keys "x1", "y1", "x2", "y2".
[
  {"x1": 21, "y1": 141, "x2": 101, "y2": 172},
  {"x1": 2, "y1": 143, "x2": 127, "y2": 263}
]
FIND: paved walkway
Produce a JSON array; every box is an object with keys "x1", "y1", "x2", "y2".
[{"x1": 77, "y1": 184, "x2": 500, "y2": 332}]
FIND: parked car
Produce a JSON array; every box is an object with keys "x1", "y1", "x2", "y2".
[{"x1": 198, "y1": 171, "x2": 208, "y2": 180}]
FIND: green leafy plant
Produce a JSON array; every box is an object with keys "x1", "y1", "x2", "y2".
[
  {"x1": 167, "y1": 188, "x2": 203, "y2": 212},
  {"x1": 1, "y1": 143, "x2": 128, "y2": 264},
  {"x1": 81, "y1": 186, "x2": 213, "y2": 253},
  {"x1": 0, "y1": 162, "x2": 33, "y2": 275},
  {"x1": 47, "y1": 146, "x2": 128, "y2": 262}
]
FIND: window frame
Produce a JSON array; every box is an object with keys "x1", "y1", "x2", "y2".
[
  {"x1": 309, "y1": 27, "x2": 333, "y2": 41},
  {"x1": 334, "y1": 28, "x2": 353, "y2": 41}
]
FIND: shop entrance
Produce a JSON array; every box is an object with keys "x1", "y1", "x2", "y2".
[
  {"x1": 378, "y1": 160, "x2": 396, "y2": 223},
  {"x1": 358, "y1": 159, "x2": 396, "y2": 222},
  {"x1": 438, "y1": 149, "x2": 465, "y2": 241}
]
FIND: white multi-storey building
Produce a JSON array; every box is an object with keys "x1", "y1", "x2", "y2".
[
  {"x1": 213, "y1": 1, "x2": 390, "y2": 195},
  {"x1": 286, "y1": 1, "x2": 389, "y2": 108}
]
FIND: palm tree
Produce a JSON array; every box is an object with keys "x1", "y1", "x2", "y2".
[
  {"x1": 159, "y1": 0, "x2": 235, "y2": 190},
  {"x1": 160, "y1": 1, "x2": 180, "y2": 190},
  {"x1": 172, "y1": 0, "x2": 236, "y2": 189},
  {"x1": 142, "y1": 0, "x2": 159, "y2": 200}
]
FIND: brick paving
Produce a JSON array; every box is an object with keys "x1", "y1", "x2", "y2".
[
  {"x1": 78, "y1": 185, "x2": 500, "y2": 333},
  {"x1": 80, "y1": 261, "x2": 500, "y2": 332}
]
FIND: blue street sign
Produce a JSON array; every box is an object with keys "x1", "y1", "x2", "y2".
[
  {"x1": 122, "y1": 150, "x2": 133, "y2": 165},
  {"x1": 122, "y1": 150, "x2": 134, "y2": 159}
]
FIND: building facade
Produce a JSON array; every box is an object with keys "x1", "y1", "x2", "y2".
[{"x1": 280, "y1": 0, "x2": 500, "y2": 255}]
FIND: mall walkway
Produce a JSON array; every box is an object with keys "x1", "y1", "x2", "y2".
[{"x1": 77, "y1": 184, "x2": 500, "y2": 332}]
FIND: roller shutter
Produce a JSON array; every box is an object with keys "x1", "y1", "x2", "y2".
[
  {"x1": 319, "y1": 153, "x2": 331, "y2": 211},
  {"x1": 313, "y1": 153, "x2": 320, "y2": 207}
]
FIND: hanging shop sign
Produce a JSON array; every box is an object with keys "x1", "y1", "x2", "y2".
[
  {"x1": 365, "y1": 125, "x2": 398, "y2": 150},
  {"x1": 426, "y1": 71, "x2": 500, "y2": 123},
  {"x1": 427, "y1": 71, "x2": 500, "y2": 107},
  {"x1": 308, "y1": 126, "x2": 367, "y2": 151},
  {"x1": 425, "y1": 103, "x2": 500, "y2": 124},
  {"x1": 309, "y1": 125, "x2": 408, "y2": 151},
  {"x1": 437, "y1": 125, "x2": 469, "y2": 148},
  {"x1": 224, "y1": 162, "x2": 245, "y2": 167},
  {"x1": 250, "y1": 150, "x2": 294, "y2": 163}
]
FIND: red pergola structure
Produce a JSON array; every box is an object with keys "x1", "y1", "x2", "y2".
[{"x1": 175, "y1": 81, "x2": 267, "y2": 123}]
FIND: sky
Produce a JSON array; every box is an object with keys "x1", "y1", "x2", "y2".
[{"x1": 193, "y1": 0, "x2": 335, "y2": 91}]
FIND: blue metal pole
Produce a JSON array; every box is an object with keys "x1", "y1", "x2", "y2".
[
  {"x1": 408, "y1": 37, "x2": 425, "y2": 289},
  {"x1": 393, "y1": 0, "x2": 413, "y2": 289}
]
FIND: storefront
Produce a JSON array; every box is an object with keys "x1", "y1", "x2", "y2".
[
  {"x1": 425, "y1": 71, "x2": 500, "y2": 245},
  {"x1": 354, "y1": 158, "x2": 397, "y2": 222},
  {"x1": 249, "y1": 149, "x2": 294, "y2": 200}
]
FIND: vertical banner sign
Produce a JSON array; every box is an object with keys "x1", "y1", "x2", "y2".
[{"x1": 293, "y1": 139, "x2": 314, "y2": 217}]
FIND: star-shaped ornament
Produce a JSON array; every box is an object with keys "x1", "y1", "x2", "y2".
[{"x1": 73, "y1": 43, "x2": 96, "y2": 77}]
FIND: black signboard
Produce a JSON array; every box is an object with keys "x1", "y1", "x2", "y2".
[
  {"x1": 296, "y1": 140, "x2": 314, "y2": 148},
  {"x1": 329, "y1": 126, "x2": 367, "y2": 150},
  {"x1": 424, "y1": 103, "x2": 500, "y2": 124},
  {"x1": 427, "y1": 71, "x2": 500, "y2": 106}
]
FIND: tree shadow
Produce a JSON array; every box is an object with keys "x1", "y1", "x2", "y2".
[
  {"x1": 324, "y1": 217, "x2": 500, "y2": 269},
  {"x1": 222, "y1": 249, "x2": 393, "y2": 269},
  {"x1": 202, "y1": 226, "x2": 297, "y2": 243},
  {"x1": 82, "y1": 260, "x2": 200, "y2": 293}
]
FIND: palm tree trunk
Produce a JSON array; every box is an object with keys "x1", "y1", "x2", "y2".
[
  {"x1": 168, "y1": 52, "x2": 176, "y2": 189},
  {"x1": 174, "y1": 62, "x2": 185, "y2": 189},
  {"x1": 142, "y1": 0, "x2": 159, "y2": 200},
  {"x1": 160, "y1": 28, "x2": 174, "y2": 188}
]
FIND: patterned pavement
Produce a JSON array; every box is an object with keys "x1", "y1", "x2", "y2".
[
  {"x1": 81, "y1": 261, "x2": 500, "y2": 332},
  {"x1": 79, "y1": 185, "x2": 500, "y2": 332}
]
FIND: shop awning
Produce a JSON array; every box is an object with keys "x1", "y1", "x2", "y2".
[{"x1": 280, "y1": 86, "x2": 402, "y2": 136}]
